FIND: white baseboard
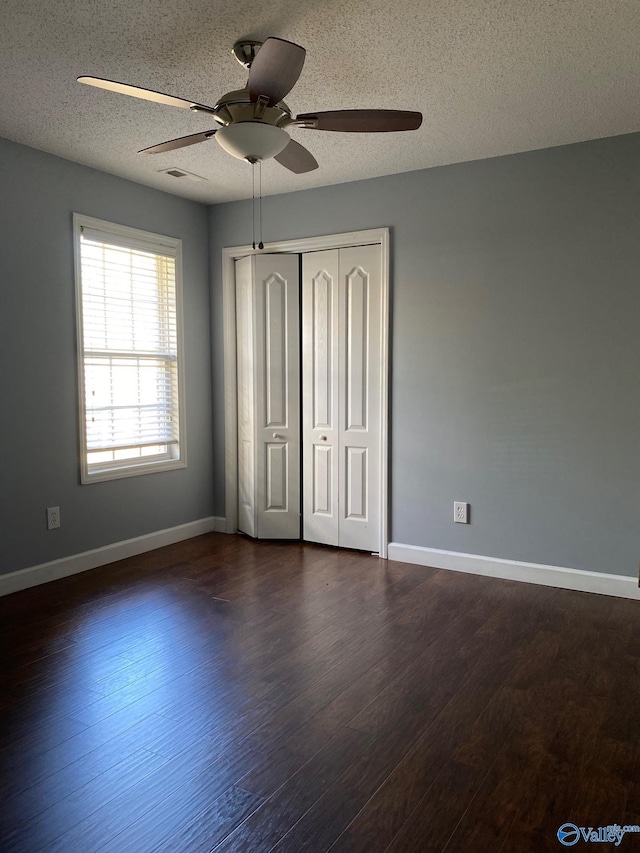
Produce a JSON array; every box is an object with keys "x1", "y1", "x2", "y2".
[
  {"x1": 387, "y1": 542, "x2": 640, "y2": 601},
  {"x1": 1, "y1": 516, "x2": 227, "y2": 597}
]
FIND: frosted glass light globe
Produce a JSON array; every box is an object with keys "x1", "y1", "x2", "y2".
[{"x1": 215, "y1": 122, "x2": 289, "y2": 162}]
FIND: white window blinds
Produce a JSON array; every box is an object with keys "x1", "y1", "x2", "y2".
[{"x1": 74, "y1": 215, "x2": 185, "y2": 482}]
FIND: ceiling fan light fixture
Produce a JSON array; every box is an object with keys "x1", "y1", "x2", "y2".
[
  {"x1": 215, "y1": 121, "x2": 289, "y2": 162},
  {"x1": 78, "y1": 36, "x2": 423, "y2": 176}
]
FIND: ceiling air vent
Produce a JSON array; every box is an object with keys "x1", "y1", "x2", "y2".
[{"x1": 158, "y1": 167, "x2": 206, "y2": 182}]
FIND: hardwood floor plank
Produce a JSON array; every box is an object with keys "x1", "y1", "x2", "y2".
[
  {"x1": 153, "y1": 785, "x2": 264, "y2": 853},
  {"x1": 275, "y1": 591, "x2": 551, "y2": 852},
  {"x1": 1, "y1": 709, "x2": 181, "y2": 799},
  {"x1": 238, "y1": 711, "x2": 345, "y2": 799},
  {"x1": 2, "y1": 533, "x2": 639, "y2": 852},
  {"x1": 0, "y1": 748, "x2": 168, "y2": 851},
  {"x1": 99, "y1": 782, "x2": 263, "y2": 853},
  {"x1": 43, "y1": 736, "x2": 266, "y2": 852},
  {"x1": 0, "y1": 712, "x2": 88, "y2": 764},
  {"x1": 211, "y1": 726, "x2": 374, "y2": 853},
  {"x1": 500, "y1": 600, "x2": 640, "y2": 850},
  {"x1": 346, "y1": 584, "x2": 531, "y2": 737},
  {"x1": 438, "y1": 686, "x2": 576, "y2": 851},
  {"x1": 497, "y1": 694, "x2": 608, "y2": 853},
  {"x1": 382, "y1": 601, "x2": 629, "y2": 853},
  {"x1": 240, "y1": 574, "x2": 503, "y2": 759},
  {"x1": 1, "y1": 731, "x2": 172, "y2": 826},
  {"x1": 383, "y1": 675, "x2": 566, "y2": 848}
]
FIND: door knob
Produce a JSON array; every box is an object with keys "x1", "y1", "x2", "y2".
[
  {"x1": 319, "y1": 435, "x2": 327, "y2": 441},
  {"x1": 273, "y1": 432, "x2": 283, "y2": 439}
]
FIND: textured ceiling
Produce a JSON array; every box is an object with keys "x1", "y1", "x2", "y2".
[{"x1": 1, "y1": 0, "x2": 639, "y2": 203}]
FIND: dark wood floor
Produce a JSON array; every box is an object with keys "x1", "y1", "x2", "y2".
[{"x1": 1, "y1": 534, "x2": 639, "y2": 852}]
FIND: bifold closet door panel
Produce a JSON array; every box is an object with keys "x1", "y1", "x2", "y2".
[
  {"x1": 302, "y1": 250, "x2": 340, "y2": 546},
  {"x1": 236, "y1": 254, "x2": 301, "y2": 539},
  {"x1": 302, "y1": 244, "x2": 382, "y2": 551},
  {"x1": 338, "y1": 244, "x2": 381, "y2": 552}
]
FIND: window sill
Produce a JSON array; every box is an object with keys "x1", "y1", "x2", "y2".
[{"x1": 80, "y1": 457, "x2": 187, "y2": 484}]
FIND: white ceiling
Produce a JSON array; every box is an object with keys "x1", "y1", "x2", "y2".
[{"x1": 2, "y1": 0, "x2": 639, "y2": 204}]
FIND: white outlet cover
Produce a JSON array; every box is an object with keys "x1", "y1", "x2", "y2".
[
  {"x1": 47, "y1": 506, "x2": 61, "y2": 530},
  {"x1": 454, "y1": 501, "x2": 469, "y2": 524}
]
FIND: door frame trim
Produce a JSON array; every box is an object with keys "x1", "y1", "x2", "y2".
[{"x1": 222, "y1": 228, "x2": 390, "y2": 558}]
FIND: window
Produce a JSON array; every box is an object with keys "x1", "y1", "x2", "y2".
[{"x1": 73, "y1": 214, "x2": 186, "y2": 482}]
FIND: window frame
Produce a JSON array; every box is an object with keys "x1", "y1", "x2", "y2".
[{"x1": 73, "y1": 213, "x2": 187, "y2": 484}]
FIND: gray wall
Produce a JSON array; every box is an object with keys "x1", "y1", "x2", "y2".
[
  {"x1": 209, "y1": 132, "x2": 640, "y2": 577},
  {"x1": 3, "y1": 131, "x2": 638, "y2": 579},
  {"x1": 0, "y1": 137, "x2": 213, "y2": 574}
]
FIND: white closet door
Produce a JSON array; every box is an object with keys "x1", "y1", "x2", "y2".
[
  {"x1": 338, "y1": 245, "x2": 381, "y2": 551},
  {"x1": 302, "y1": 244, "x2": 381, "y2": 551},
  {"x1": 236, "y1": 254, "x2": 300, "y2": 539},
  {"x1": 302, "y1": 251, "x2": 340, "y2": 545}
]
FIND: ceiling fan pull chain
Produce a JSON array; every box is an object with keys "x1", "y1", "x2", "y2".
[
  {"x1": 258, "y1": 160, "x2": 264, "y2": 250},
  {"x1": 251, "y1": 160, "x2": 256, "y2": 250}
]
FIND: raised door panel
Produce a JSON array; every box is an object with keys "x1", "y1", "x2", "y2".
[
  {"x1": 345, "y1": 446, "x2": 367, "y2": 520},
  {"x1": 265, "y1": 442, "x2": 288, "y2": 510},
  {"x1": 264, "y1": 273, "x2": 287, "y2": 428},
  {"x1": 312, "y1": 444, "x2": 333, "y2": 514},
  {"x1": 345, "y1": 265, "x2": 368, "y2": 432},
  {"x1": 302, "y1": 250, "x2": 339, "y2": 546}
]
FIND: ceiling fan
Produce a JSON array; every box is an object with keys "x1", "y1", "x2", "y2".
[{"x1": 78, "y1": 37, "x2": 423, "y2": 174}]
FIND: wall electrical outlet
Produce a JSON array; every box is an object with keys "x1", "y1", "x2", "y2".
[
  {"x1": 47, "y1": 506, "x2": 61, "y2": 530},
  {"x1": 454, "y1": 501, "x2": 469, "y2": 524}
]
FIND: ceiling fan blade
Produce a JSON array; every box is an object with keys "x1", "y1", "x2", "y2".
[
  {"x1": 139, "y1": 130, "x2": 217, "y2": 154},
  {"x1": 274, "y1": 139, "x2": 318, "y2": 174},
  {"x1": 296, "y1": 109, "x2": 423, "y2": 132},
  {"x1": 77, "y1": 76, "x2": 215, "y2": 111},
  {"x1": 248, "y1": 37, "x2": 306, "y2": 105}
]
